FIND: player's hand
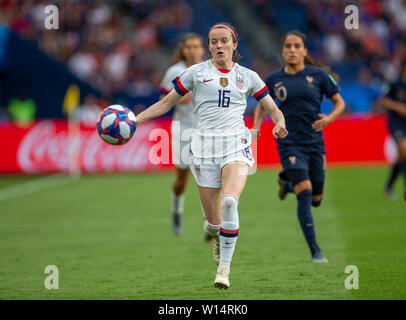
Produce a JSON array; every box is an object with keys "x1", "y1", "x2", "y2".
[
  {"x1": 250, "y1": 128, "x2": 260, "y2": 140},
  {"x1": 312, "y1": 113, "x2": 330, "y2": 132},
  {"x1": 272, "y1": 123, "x2": 288, "y2": 139}
]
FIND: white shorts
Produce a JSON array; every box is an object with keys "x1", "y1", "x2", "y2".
[
  {"x1": 171, "y1": 121, "x2": 195, "y2": 170},
  {"x1": 189, "y1": 147, "x2": 255, "y2": 188}
]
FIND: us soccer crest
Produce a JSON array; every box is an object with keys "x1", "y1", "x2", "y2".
[
  {"x1": 236, "y1": 75, "x2": 244, "y2": 89},
  {"x1": 220, "y1": 77, "x2": 228, "y2": 88}
]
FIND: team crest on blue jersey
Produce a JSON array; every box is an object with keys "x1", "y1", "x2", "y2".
[
  {"x1": 220, "y1": 78, "x2": 228, "y2": 88},
  {"x1": 306, "y1": 76, "x2": 314, "y2": 86},
  {"x1": 236, "y1": 75, "x2": 244, "y2": 89},
  {"x1": 289, "y1": 155, "x2": 296, "y2": 165}
]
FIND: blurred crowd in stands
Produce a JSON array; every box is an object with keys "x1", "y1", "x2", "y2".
[
  {"x1": 250, "y1": 0, "x2": 406, "y2": 113},
  {"x1": 0, "y1": 0, "x2": 193, "y2": 103},
  {"x1": 1, "y1": 0, "x2": 406, "y2": 118}
]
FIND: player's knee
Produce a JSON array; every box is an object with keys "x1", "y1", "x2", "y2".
[
  {"x1": 311, "y1": 181, "x2": 324, "y2": 207},
  {"x1": 221, "y1": 194, "x2": 239, "y2": 222},
  {"x1": 294, "y1": 181, "x2": 312, "y2": 195},
  {"x1": 287, "y1": 169, "x2": 311, "y2": 194},
  {"x1": 312, "y1": 199, "x2": 322, "y2": 207},
  {"x1": 173, "y1": 174, "x2": 188, "y2": 194},
  {"x1": 173, "y1": 181, "x2": 186, "y2": 195}
]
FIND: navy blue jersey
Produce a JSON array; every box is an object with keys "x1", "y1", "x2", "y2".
[
  {"x1": 383, "y1": 79, "x2": 406, "y2": 126},
  {"x1": 265, "y1": 65, "x2": 339, "y2": 153}
]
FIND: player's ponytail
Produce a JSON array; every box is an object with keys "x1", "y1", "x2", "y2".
[
  {"x1": 208, "y1": 22, "x2": 241, "y2": 63},
  {"x1": 282, "y1": 30, "x2": 340, "y2": 82}
]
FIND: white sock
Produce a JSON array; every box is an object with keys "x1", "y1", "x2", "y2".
[
  {"x1": 219, "y1": 194, "x2": 239, "y2": 263},
  {"x1": 204, "y1": 220, "x2": 220, "y2": 238},
  {"x1": 218, "y1": 260, "x2": 230, "y2": 273},
  {"x1": 171, "y1": 192, "x2": 185, "y2": 214}
]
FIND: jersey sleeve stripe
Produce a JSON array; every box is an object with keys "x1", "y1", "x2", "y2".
[
  {"x1": 172, "y1": 77, "x2": 189, "y2": 96},
  {"x1": 159, "y1": 86, "x2": 170, "y2": 94},
  {"x1": 253, "y1": 85, "x2": 269, "y2": 100}
]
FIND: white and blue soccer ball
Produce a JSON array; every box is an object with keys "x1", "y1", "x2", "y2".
[{"x1": 97, "y1": 105, "x2": 137, "y2": 145}]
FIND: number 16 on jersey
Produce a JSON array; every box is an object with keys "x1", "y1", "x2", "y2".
[{"x1": 218, "y1": 90, "x2": 231, "y2": 108}]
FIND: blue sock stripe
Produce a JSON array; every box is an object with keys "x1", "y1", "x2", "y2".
[{"x1": 219, "y1": 228, "x2": 239, "y2": 237}]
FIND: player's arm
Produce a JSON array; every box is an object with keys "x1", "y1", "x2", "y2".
[
  {"x1": 257, "y1": 94, "x2": 288, "y2": 139},
  {"x1": 312, "y1": 93, "x2": 345, "y2": 132},
  {"x1": 160, "y1": 92, "x2": 192, "y2": 105},
  {"x1": 136, "y1": 89, "x2": 182, "y2": 124},
  {"x1": 252, "y1": 103, "x2": 267, "y2": 139},
  {"x1": 379, "y1": 96, "x2": 406, "y2": 118}
]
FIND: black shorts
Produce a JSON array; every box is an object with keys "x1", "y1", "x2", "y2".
[
  {"x1": 388, "y1": 116, "x2": 406, "y2": 142},
  {"x1": 279, "y1": 148, "x2": 326, "y2": 183}
]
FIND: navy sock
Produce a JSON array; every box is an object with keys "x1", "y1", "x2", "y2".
[
  {"x1": 284, "y1": 182, "x2": 294, "y2": 194},
  {"x1": 297, "y1": 190, "x2": 321, "y2": 256},
  {"x1": 402, "y1": 161, "x2": 406, "y2": 183},
  {"x1": 386, "y1": 162, "x2": 401, "y2": 190}
]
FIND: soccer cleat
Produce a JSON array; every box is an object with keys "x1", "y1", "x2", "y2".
[
  {"x1": 383, "y1": 187, "x2": 396, "y2": 201},
  {"x1": 213, "y1": 236, "x2": 220, "y2": 265},
  {"x1": 403, "y1": 186, "x2": 406, "y2": 201},
  {"x1": 312, "y1": 251, "x2": 328, "y2": 263},
  {"x1": 172, "y1": 212, "x2": 182, "y2": 236},
  {"x1": 214, "y1": 265, "x2": 230, "y2": 289},
  {"x1": 277, "y1": 177, "x2": 289, "y2": 200}
]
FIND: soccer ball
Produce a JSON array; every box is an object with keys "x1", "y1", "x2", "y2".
[{"x1": 97, "y1": 105, "x2": 137, "y2": 145}]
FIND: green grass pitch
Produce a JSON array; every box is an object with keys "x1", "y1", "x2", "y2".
[{"x1": 0, "y1": 167, "x2": 405, "y2": 300}]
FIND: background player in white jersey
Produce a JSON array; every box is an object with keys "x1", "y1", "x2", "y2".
[
  {"x1": 135, "y1": 22, "x2": 288, "y2": 290},
  {"x1": 160, "y1": 33, "x2": 205, "y2": 236}
]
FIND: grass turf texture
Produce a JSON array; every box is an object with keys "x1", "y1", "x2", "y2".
[{"x1": 0, "y1": 167, "x2": 405, "y2": 299}]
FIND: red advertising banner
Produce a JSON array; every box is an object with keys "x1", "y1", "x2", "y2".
[{"x1": 0, "y1": 114, "x2": 393, "y2": 174}]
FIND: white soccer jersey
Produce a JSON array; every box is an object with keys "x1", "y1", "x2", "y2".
[
  {"x1": 160, "y1": 61, "x2": 197, "y2": 127},
  {"x1": 173, "y1": 59, "x2": 269, "y2": 158}
]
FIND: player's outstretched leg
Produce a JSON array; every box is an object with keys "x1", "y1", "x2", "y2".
[
  {"x1": 171, "y1": 192, "x2": 184, "y2": 236},
  {"x1": 402, "y1": 160, "x2": 406, "y2": 201},
  {"x1": 397, "y1": 140, "x2": 406, "y2": 201},
  {"x1": 214, "y1": 194, "x2": 240, "y2": 289},
  {"x1": 171, "y1": 168, "x2": 189, "y2": 236},
  {"x1": 201, "y1": 203, "x2": 214, "y2": 243},
  {"x1": 383, "y1": 162, "x2": 401, "y2": 200},
  {"x1": 204, "y1": 220, "x2": 220, "y2": 264},
  {"x1": 296, "y1": 189, "x2": 328, "y2": 263}
]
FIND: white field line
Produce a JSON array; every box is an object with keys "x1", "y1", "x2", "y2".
[{"x1": 0, "y1": 175, "x2": 77, "y2": 202}]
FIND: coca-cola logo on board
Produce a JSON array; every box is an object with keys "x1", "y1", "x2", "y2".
[{"x1": 17, "y1": 120, "x2": 158, "y2": 173}]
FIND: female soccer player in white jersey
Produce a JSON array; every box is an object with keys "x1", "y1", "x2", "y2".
[
  {"x1": 160, "y1": 33, "x2": 205, "y2": 236},
  {"x1": 135, "y1": 22, "x2": 288, "y2": 289}
]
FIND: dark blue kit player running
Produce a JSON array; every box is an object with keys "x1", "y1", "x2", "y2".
[
  {"x1": 253, "y1": 30, "x2": 345, "y2": 263},
  {"x1": 380, "y1": 58, "x2": 406, "y2": 202}
]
